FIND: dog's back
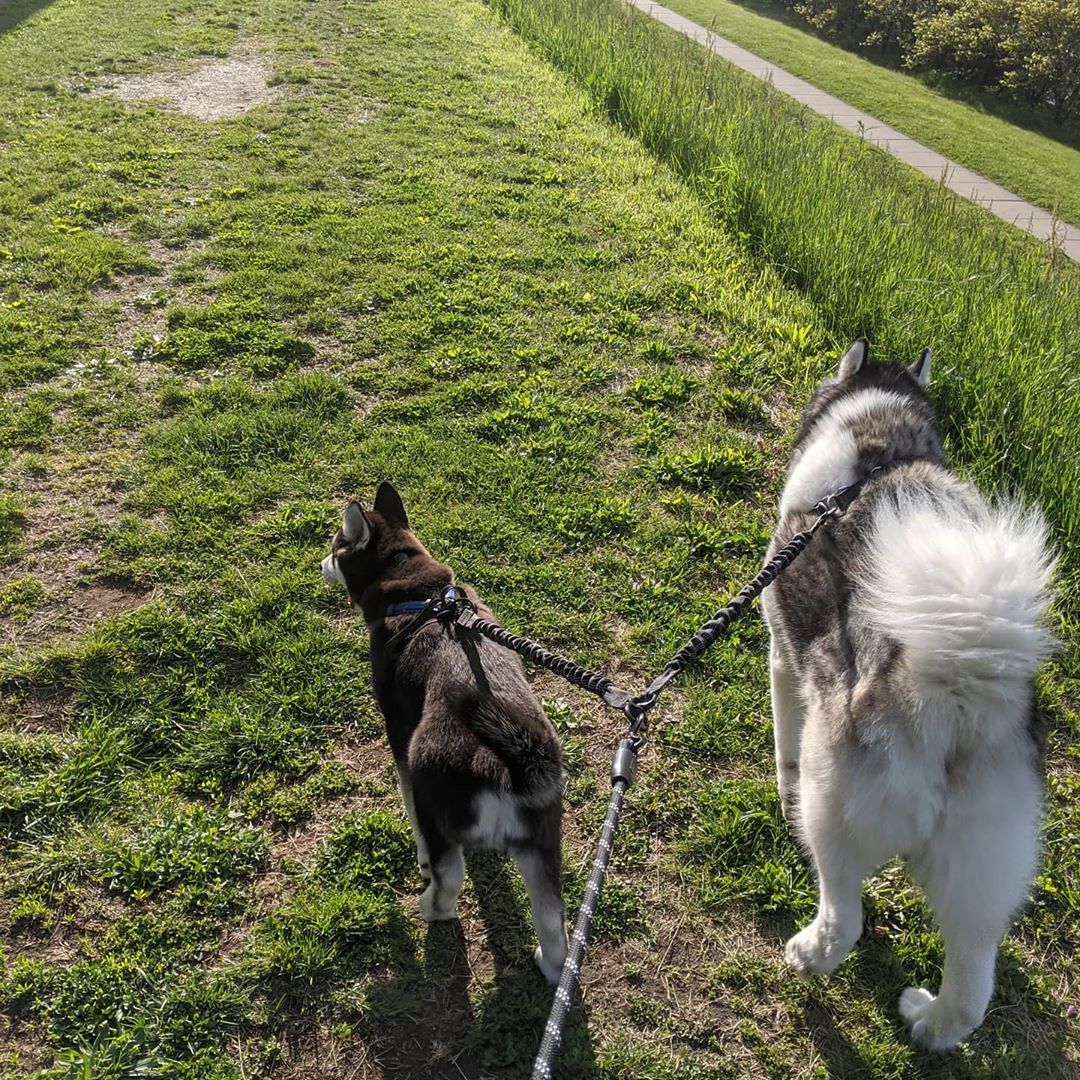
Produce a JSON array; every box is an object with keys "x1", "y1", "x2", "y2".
[
  {"x1": 765, "y1": 340, "x2": 1054, "y2": 1051},
  {"x1": 373, "y1": 588, "x2": 563, "y2": 838}
]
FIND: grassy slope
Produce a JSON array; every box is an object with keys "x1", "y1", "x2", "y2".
[
  {"x1": 492, "y1": 0, "x2": 1080, "y2": 571},
  {"x1": 0, "y1": 1, "x2": 1076, "y2": 1079},
  {"x1": 662, "y1": 0, "x2": 1080, "y2": 228}
]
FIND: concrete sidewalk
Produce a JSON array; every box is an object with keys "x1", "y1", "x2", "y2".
[{"x1": 628, "y1": 0, "x2": 1080, "y2": 261}]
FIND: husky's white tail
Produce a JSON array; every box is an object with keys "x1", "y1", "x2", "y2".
[{"x1": 856, "y1": 490, "x2": 1055, "y2": 726}]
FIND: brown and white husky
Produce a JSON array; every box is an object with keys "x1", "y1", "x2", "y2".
[{"x1": 322, "y1": 482, "x2": 567, "y2": 983}]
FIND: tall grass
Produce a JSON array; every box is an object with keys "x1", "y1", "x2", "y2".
[{"x1": 489, "y1": 0, "x2": 1080, "y2": 577}]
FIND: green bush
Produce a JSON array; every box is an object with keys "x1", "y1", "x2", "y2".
[{"x1": 753, "y1": 0, "x2": 1080, "y2": 124}]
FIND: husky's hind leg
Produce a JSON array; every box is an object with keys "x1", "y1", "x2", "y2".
[
  {"x1": 395, "y1": 763, "x2": 431, "y2": 882},
  {"x1": 901, "y1": 761, "x2": 1040, "y2": 1051},
  {"x1": 513, "y1": 843, "x2": 567, "y2": 985},
  {"x1": 419, "y1": 841, "x2": 465, "y2": 922},
  {"x1": 415, "y1": 798, "x2": 463, "y2": 922},
  {"x1": 786, "y1": 739, "x2": 874, "y2": 976}
]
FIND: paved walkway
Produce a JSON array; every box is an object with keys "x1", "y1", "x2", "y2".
[{"x1": 628, "y1": 1, "x2": 1080, "y2": 261}]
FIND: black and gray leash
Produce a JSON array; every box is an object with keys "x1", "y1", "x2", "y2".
[{"x1": 398, "y1": 481, "x2": 868, "y2": 1080}]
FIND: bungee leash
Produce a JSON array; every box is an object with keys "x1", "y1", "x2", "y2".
[{"x1": 389, "y1": 478, "x2": 873, "y2": 1078}]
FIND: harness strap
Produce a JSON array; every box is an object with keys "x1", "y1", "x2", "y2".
[
  {"x1": 385, "y1": 600, "x2": 432, "y2": 616},
  {"x1": 812, "y1": 459, "x2": 907, "y2": 515}
]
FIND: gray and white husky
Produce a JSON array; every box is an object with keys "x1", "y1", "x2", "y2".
[{"x1": 762, "y1": 339, "x2": 1055, "y2": 1050}]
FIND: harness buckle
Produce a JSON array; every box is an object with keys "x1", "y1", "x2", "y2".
[{"x1": 440, "y1": 584, "x2": 478, "y2": 626}]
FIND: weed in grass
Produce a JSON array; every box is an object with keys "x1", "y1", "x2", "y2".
[
  {"x1": 0, "y1": 577, "x2": 47, "y2": 621},
  {"x1": 314, "y1": 810, "x2": 415, "y2": 893},
  {"x1": 654, "y1": 441, "x2": 760, "y2": 493},
  {"x1": 245, "y1": 759, "x2": 363, "y2": 826},
  {"x1": 716, "y1": 384, "x2": 765, "y2": 425},
  {"x1": 101, "y1": 805, "x2": 266, "y2": 898},
  {"x1": 245, "y1": 884, "x2": 414, "y2": 1006},
  {"x1": 627, "y1": 368, "x2": 700, "y2": 408}
]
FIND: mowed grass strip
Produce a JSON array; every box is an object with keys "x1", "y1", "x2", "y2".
[
  {"x1": 0, "y1": 1, "x2": 1076, "y2": 1079},
  {"x1": 490, "y1": 0, "x2": 1080, "y2": 589},
  {"x1": 664, "y1": 0, "x2": 1080, "y2": 228}
]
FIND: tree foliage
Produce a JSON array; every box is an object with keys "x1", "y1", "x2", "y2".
[{"x1": 768, "y1": 0, "x2": 1080, "y2": 123}]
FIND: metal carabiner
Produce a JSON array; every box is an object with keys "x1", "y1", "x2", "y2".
[{"x1": 622, "y1": 698, "x2": 652, "y2": 744}]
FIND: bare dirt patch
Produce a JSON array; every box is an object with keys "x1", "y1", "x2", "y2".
[
  {"x1": 89, "y1": 57, "x2": 283, "y2": 121},
  {"x1": 0, "y1": 463, "x2": 153, "y2": 657},
  {"x1": 2, "y1": 687, "x2": 73, "y2": 734}
]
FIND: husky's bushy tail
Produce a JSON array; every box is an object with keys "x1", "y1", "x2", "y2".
[{"x1": 855, "y1": 489, "x2": 1056, "y2": 728}]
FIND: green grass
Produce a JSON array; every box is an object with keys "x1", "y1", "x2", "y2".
[
  {"x1": 663, "y1": 0, "x2": 1080, "y2": 227},
  {"x1": 0, "y1": 0, "x2": 1077, "y2": 1077},
  {"x1": 491, "y1": 0, "x2": 1080, "y2": 584}
]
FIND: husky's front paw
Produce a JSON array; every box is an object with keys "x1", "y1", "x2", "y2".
[
  {"x1": 534, "y1": 945, "x2": 564, "y2": 986},
  {"x1": 785, "y1": 919, "x2": 851, "y2": 977},
  {"x1": 419, "y1": 884, "x2": 457, "y2": 922},
  {"x1": 899, "y1": 987, "x2": 974, "y2": 1051}
]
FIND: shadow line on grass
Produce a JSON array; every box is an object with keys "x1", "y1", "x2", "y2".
[{"x1": 0, "y1": 0, "x2": 56, "y2": 38}]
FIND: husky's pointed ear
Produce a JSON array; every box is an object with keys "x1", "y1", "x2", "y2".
[
  {"x1": 374, "y1": 482, "x2": 409, "y2": 529},
  {"x1": 342, "y1": 501, "x2": 371, "y2": 547},
  {"x1": 837, "y1": 338, "x2": 869, "y2": 379},
  {"x1": 909, "y1": 347, "x2": 932, "y2": 387}
]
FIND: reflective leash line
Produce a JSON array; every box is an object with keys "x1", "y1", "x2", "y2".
[
  {"x1": 530, "y1": 733, "x2": 641, "y2": 1080},
  {"x1": 414, "y1": 496, "x2": 856, "y2": 1078}
]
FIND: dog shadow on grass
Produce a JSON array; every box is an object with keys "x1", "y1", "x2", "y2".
[
  {"x1": 359, "y1": 851, "x2": 597, "y2": 1079},
  {"x1": 769, "y1": 912, "x2": 1077, "y2": 1080}
]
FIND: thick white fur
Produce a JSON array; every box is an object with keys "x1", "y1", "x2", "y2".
[
  {"x1": 779, "y1": 388, "x2": 910, "y2": 516},
  {"x1": 772, "y1": 388, "x2": 1055, "y2": 1052},
  {"x1": 856, "y1": 494, "x2": 1055, "y2": 730}
]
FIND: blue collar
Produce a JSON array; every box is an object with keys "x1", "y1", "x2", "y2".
[{"x1": 385, "y1": 600, "x2": 433, "y2": 616}]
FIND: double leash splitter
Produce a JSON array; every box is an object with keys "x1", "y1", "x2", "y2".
[{"x1": 398, "y1": 477, "x2": 875, "y2": 1079}]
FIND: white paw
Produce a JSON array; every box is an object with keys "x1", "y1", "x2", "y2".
[
  {"x1": 898, "y1": 986, "x2": 935, "y2": 1021},
  {"x1": 785, "y1": 920, "x2": 850, "y2": 977},
  {"x1": 899, "y1": 987, "x2": 973, "y2": 1051},
  {"x1": 419, "y1": 885, "x2": 457, "y2": 922},
  {"x1": 534, "y1": 945, "x2": 564, "y2": 986}
]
